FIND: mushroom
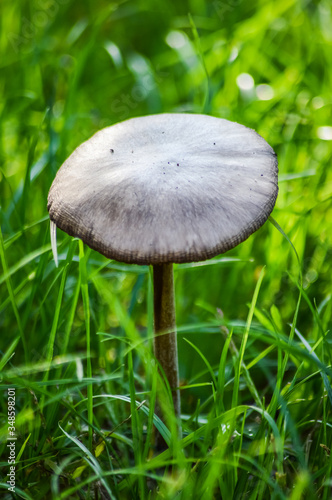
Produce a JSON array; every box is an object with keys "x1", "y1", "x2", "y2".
[{"x1": 47, "y1": 113, "x2": 278, "y2": 432}]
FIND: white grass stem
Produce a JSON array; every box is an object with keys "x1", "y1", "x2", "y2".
[{"x1": 50, "y1": 220, "x2": 58, "y2": 267}]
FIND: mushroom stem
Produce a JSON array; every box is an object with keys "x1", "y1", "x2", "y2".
[{"x1": 153, "y1": 263, "x2": 181, "y2": 425}]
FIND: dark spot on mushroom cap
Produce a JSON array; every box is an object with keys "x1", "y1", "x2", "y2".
[{"x1": 110, "y1": 149, "x2": 114, "y2": 153}]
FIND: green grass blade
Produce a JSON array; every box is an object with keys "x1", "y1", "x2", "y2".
[
  {"x1": 58, "y1": 423, "x2": 115, "y2": 499},
  {"x1": 0, "y1": 335, "x2": 20, "y2": 371},
  {"x1": 79, "y1": 240, "x2": 93, "y2": 452},
  {"x1": 294, "y1": 327, "x2": 332, "y2": 406},
  {"x1": 232, "y1": 267, "x2": 265, "y2": 408},
  {"x1": 0, "y1": 226, "x2": 28, "y2": 362},
  {"x1": 183, "y1": 337, "x2": 218, "y2": 389}
]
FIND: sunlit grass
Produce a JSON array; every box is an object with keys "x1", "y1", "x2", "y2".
[{"x1": 1, "y1": 0, "x2": 332, "y2": 498}]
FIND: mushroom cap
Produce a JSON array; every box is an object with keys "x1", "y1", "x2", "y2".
[{"x1": 48, "y1": 113, "x2": 278, "y2": 264}]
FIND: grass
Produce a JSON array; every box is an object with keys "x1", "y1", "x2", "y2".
[{"x1": 1, "y1": 0, "x2": 332, "y2": 498}]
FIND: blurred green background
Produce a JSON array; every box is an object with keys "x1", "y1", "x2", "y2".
[{"x1": 0, "y1": 0, "x2": 332, "y2": 497}]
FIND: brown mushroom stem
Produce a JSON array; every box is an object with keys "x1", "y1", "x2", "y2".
[{"x1": 153, "y1": 263, "x2": 181, "y2": 426}]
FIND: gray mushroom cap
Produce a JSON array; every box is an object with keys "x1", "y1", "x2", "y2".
[{"x1": 47, "y1": 113, "x2": 278, "y2": 265}]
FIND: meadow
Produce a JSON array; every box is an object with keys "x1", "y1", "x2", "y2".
[{"x1": 0, "y1": 0, "x2": 332, "y2": 498}]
